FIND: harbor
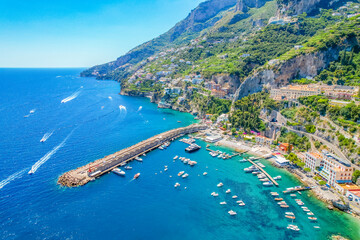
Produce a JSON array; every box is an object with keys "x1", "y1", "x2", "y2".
[{"x1": 58, "y1": 124, "x2": 207, "y2": 187}]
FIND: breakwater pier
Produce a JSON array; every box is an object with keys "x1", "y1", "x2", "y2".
[
  {"x1": 247, "y1": 158, "x2": 279, "y2": 187},
  {"x1": 58, "y1": 124, "x2": 207, "y2": 187}
]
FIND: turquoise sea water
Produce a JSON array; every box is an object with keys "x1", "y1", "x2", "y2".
[{"x1": 0, "y1": 68, "x2": 359, "y2": 240}]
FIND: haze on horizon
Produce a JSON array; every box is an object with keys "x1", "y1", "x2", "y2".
[{"x1": 0, "y1": 0, "x2": 203, "y2": 68}]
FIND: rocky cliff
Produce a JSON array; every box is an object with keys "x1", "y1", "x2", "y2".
[
  {"x1": 278, "y1": 0, "x2": 346, "y2": 16},
  {"x1": 235, "y1": 0, "x2": 269, "y2": 12}
]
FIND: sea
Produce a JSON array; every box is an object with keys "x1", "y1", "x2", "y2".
[{"x1": 0, "y1": 68, "x2": 359, "y2": 240}]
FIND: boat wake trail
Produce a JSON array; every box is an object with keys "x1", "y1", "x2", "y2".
[
  {"x1": 137, "y1": 106, "x2": 142, "y2": 112},
  {"x1": 29, "y1": 129, "x2": 75, "y2": 174},
  {"x1": 61, "y1": 87, "x2": 83, "y2": 103},
  {"x1": 0, "y1": 169, "x2": 27, "y2": 190},
  {"x1": 40, "y1": 130, "x2": 54, "y2": 143}
]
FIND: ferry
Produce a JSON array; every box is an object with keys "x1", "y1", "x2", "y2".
[
  {"x1": 134, "y1": 173, "x2": 140, "y2": 179},
  {"x1": 124, "y1": 166, "x2": 132, "y2": 170},
  {"x1": 228, "y1": 210, "x2": 237, "y2": 216},
  {"x1": 112, "y1": 168, "x2": 125, "y2": 176},
  {"x1": 178, "y1": 171, "x2": 185, "y2": 177},
  {"x1": 217, "y1": 182, "x2": 224, "y2": 187},
  {"x1": 185, "y1": 144, "x2": 201, "y2": 153},
  {"x1": 135, "y1": 157, "x2": 143, "y2": 162}
]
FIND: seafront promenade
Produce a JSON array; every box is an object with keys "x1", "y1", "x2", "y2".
[{"x1": 58, "y1": 124, "x2": 207, "y2": 187}]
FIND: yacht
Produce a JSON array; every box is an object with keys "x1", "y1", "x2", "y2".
[
  {"x1": 135, "y1": 157, "x2": 143, "y2": 162},
  {"x1": 263, "y1": 181, "x2": 273, "y2": 186},
  {"x1": 217, "y1": 182, "x2": 224, "y2": 187},
  {"x1": 228, "y1": 210, "x2": 237, "y2": 216},
  {"x1": 112, "y1": 168, "x2": 125, "y2": 176},
  {"x1": 225, "y1": 189, "x2": 231, "y2": 194},
  {"x1": 185, "y1": 144, "x2": 201, "y2": 153}
]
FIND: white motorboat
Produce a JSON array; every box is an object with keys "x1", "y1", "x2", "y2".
[
  {"x1": 287, "y1": 224, "x2": 300, "y2": 231},
  {"x1": 135, "y1": 156, "x2": 143, "y2": 162},
  {"x1": 203, "y1": 172, "x2": 208, "y2": 176},
  {"x1": 211, "y1": 192, "x2": 219, "y2": 197},
  {"x1": 263, "y1": 181, "x2": 273, "y2": 186},
  {"x1": 228, "y1": 210, "x2": 237, "y2": 216},
  {"x1": 237, "y1": 200, "x2": 245, "y2": 206},
  {"x1": 225, "y1": 189, "x2": 231, "y2": 194},
  {"x1": 174, "y1": 182, "x2": 180, "y2": 188},
  {"x1": 112, "y1": 168, "x2": 125, "y2": 176},
  {"x1": 285, "y1": 212, "x2": 295, "y2": 216},
  {"x1": 232, "y1": 195, "x2": 238, "y2": 199},
  {"x1": 182, "y1": 173, "x2": 189, "y2": 178},
  {"x1": 273, "y1": 176, "x2": 282, "y2": 180},
  {"x1": 220, "y1": 201, "x2": 227, "y2": 205},
  {"x1": 217, "y1": 182, "x2": 224, "y2": 187},
  {"x1": 173, "y1": 155, "x2": 178, "y2": 160}
]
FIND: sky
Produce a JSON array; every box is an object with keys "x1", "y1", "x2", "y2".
[{"x1": 0, "y1": 0, "x2": 204, "y2": 68}]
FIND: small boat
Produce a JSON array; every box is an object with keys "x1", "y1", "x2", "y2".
[
  {"x1": 159, "y1": 146, "x2": 164, "y2": 150},
  {"x1": 203, "y1": 172, "x2": 208, "y2": 176},
  {"x1": 174, "y1": 182, "x2": 180, "y2": 188},
  {"x1": 307, "y1": 212, "x2": 314, "y2": 216},
  {"x1": 225, "y1": 189, "x2": 231, "y2": 194},
  {"x1": 303, "y1": 208, "x2": 310, "y2": 212},
  {"x1": 280, "y1": 205, "x2": 289, "y2": 208},
  {"x1": 135, "y1": 157, "x2": 143, "y2": 162},
  {"x1": 285, "y1": 212, "x2": 295, "y2": 216},
  {"x1": 290, "y1": 194, "x2": 297, "y2": 197},
  {"x1": 211, "y1": 192, "x2": 219, "y2": 197},
  {"x1": 273, "y1": 176, "x2": 282, "y2": 180},
  {"x1": 228, "y1": 210, "x2": 237, "y2": 216},
  {"x1": 238, "y1": 200, "x2": 245, "y2": 206},
  {"x1": 274, "y1": 198, "x2": 283, "y2": 201},
  {"x1": 178, "y1": 171, "x2": 185, "y2": 176},
  {"x1": 182, "y1": 173, "x2": 189, "y2": 178},
  {"x1": 270, "y1": 192, "x2": 279, "y2": 196},
  {"x1": 220, "y1": 201, "x2": 227, "y2": 205},
  {"x1": 133, "y1": 173, "x2": 140, "y2": 179},
  {"x1": 258, "y1": 163, "x2": 266, "y2": 168},
  {"x1": 252, "y1": 171, "x2": 261, "y2": 175},
  {"x1": 185, "y1": 144, "x2": 201, "y2": 153},
  {"x1": 188, "y1": 161, "x2": 197, "y2": 166},
  {"x1": 124, "y1": 166, "x2": 132, "y2": 170},
  {"x1": 164, "y1": 168, "x2": 168, "y2": 171},
  {"x1": 260, "y1": 178, "x2": 269, "y2": 182},
  {"x1": 232, "y1": 195, "x2": 238, "y2": 199},
  {"x1": 217, "y1": 182, "x2": 224, "y2": 187},
  {"x1": 173, "y1": 155, "x2": 178, "y2": 160},
  {"x1": 308, "y1": 217, "x2": 317, "y2": 221},
  {"x1": 263, "y1": 181, "x2": 273, "y2": 186},
  {"x1": 278, "y1": 201, "x2": 287, "y2": 205},
  {"x1": 112, "y1": 168, "x2": 125, "y2": 176},
  {"x1": 314, "y1": 226, "x2": 320, "y2": 229},
  {"x1": 287, "y1": 224, "x2": 300, "y2": 231},
  {"x1": 285, "y1": 215, "x2": 296, "y2": 220}
]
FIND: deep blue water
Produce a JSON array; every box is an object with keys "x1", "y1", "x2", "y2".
[{"x1": 0, "y1": 69, "x2": 359, "y2": 240}]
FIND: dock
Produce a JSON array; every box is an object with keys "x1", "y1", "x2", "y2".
[
  {"x1": 247, "y1": 158, "x2": 279, "y2": 187},
  {"x1": 58, "y1": 124, "x2": 207, "y2": 187}
]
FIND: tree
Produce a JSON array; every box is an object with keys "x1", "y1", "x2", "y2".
[
  {"x1": 304, "y1": 168, "x2": 311, "y2": 172},
  {"x1": 353, "y1": 170, "x2": 360, "y2": 183},
  {"x1": 231, "y1": 128, "x2": 237, "y2": 135},
  {"x1": 319, "y1": 180, "x2": 327, "y2": 186}
]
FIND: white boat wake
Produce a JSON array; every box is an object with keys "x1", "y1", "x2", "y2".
[
  {"x1": 0, "y1": 169, "x2": 27, "y2": 190},
  {"x1": 40, "y1": 130, "x2": 54, "y2": 143},
  {"x1": 108, "y1": 96, "x2": 113, "y2": 100},
  {"x1": 119, "y1": 105, "x2": 127, "y2": 112},
  {"x1": 137, "y1": 106, "x2": 142, "y2": 112},
  {"x1": 61, "y1": 87, "x2": 83, "y2": 103},
  {"x1": 29, "y1": 130, "x2": 74, "y2": 174}
]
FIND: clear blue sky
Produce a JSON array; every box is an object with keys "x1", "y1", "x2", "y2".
[{"x1": 0, "y1": 0, "x2": 203, "y2": 68}]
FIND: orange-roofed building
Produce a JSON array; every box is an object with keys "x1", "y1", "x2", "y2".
[{"x1": 279, "y1": 143, "x2": 293, "y2": 153}]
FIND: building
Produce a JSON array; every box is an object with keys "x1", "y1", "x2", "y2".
[
  {"x1": 255, "y1": 136, "x2": 273, "y2": 146},
  {"x1": 346, "y1": 189, "x2": 360, "y2": 205},
  {"x1": 211, "y1": 89, "x2": 226, "y2": 98},
  {"x1": 205, "y1": 135, "x2": 222, "y2": 143},
  {"x1": 279, "y1": 143, "x2": 293, "y2": 152},
  {"x1": 192, "y1": 78, "x2": 204, "y2": 85},
  {"x1": 270, "y1": 85, "x2": 321, "y2": 100},
  {"x1": 274, "y1": 156, "x2": 290, "y2": 167},
  {"x1": 305, "y1": 152, "x2": 323, "y2": 172}
]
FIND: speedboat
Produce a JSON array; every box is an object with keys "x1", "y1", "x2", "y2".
[
  {"x1": 225, "y1": 189, "x2": 231, "y2": 194},
  {"x1": 287, "y1": 224, "x2": 300, "y2": 231},
  {"x1": 174, "y1": 182, "x2": 180, "y2": 188},
  {"x1": 314, "y1": 226, "x2": 320, "y2": 229},
  {"x1": 28, "y1": 169, "x2": 34, "y2": 175},
  {"x1": 135, "y1": 157, "x2": 143, "y2": 162},
  {"x1": 232, "y1": 195, "x2": 238, "y2": 199},
  {"x1": 173, "y1": 155, "x2": 178, "y2": 160},
  {"x1": 112, "y1": 168, "x2": 125, "y2": 176},
  {"x1": 178, "y1": 171, "x2": 185, "y2": 177},
  {"x1": 134, "y1": 173, "x2": 140, "y2": 179},
  {"x1": 124, "y1": 166, "x2": 132, "y2": 170},
  {"x1": 217, "y1": 182, "x2": 224, "y2": 187},
  {"x1": 182, "y1": 173, "x2": 189, "y2": 178},
  {"x1": 228, "y1": 210, "x2": 237, "y2": 216},
  {"x1": 220, "y1": 201, "x2": 227, "y2": 205},
  {"x1": 203, "y1": 172, "x2": 208, "y2": 176}
]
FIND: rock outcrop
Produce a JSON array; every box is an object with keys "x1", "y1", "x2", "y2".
[
  {"x1": 235, "y1": 0, "x2": 269, "y2": 12},
  {"x1": 278, "y1": 0, "x2": 345, "y2": 16}
]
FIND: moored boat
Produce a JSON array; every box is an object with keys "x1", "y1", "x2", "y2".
[
  {"x1": 217, "y1": 182, "x2": 224, "y2": 187},
  {"x1": 238, "y1": 200, "x2": 245, "y2": 206},
  {"x1": 285, "y1": 215, "x2": 296, "y2": 220},
  {"x1": 287, "y1": 224, "x2": 300, "y2": 231},
  {"x1": 228, "y1": 210, "x2": 237, "y2": 216},
  {"x1": 225, "y1": 189, "x2": 231, "y2": 194},
  {"x1": 112, "y1": 168, "x2": 125, "y2": 176},
  {"x1": 263, "y1": 181, "x2": 273, "y2": 186},
  {"x1": 174, "y1": 182, "x2": 180, "y2": 188},
  {"x1": 182, "y1": 173, "x2": 189, "y2": 178},
  {"x1": 203, "y1": 172, "x2": 208, "y2": 176},
  {"x1": 135, "y1": 156, "x2": 143, "y2": 162},
  {"x1": 220, "y1": 201, "x2": 227, "y2": 205}
]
